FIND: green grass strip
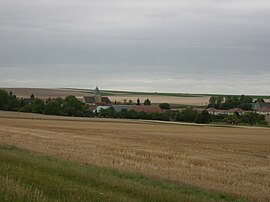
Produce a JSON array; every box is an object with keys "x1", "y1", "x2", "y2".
[{"x1": 0, "y1": 145, "x2": 247, "y2": 202}]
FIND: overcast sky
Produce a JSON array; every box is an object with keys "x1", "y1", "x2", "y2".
[{"x1": 0, "y1": 0, "x2": 270, "y2": 94}]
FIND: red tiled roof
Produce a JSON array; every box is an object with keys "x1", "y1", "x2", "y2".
[
  {"x1": 86, "y1": 106, "x2": 97, "y2": 111},
  {"x1": 257, "y1": 107, "x2": 270, "y2": 113},
  {"x1": 226, "y1": 108, "x2": 244, "y2": 113},
  {"x1": 206, "y1": 108, "x2": 219, "y2": 112},
  {"x1": 131, "y1": 105, "x2": 162, "y2": 113},
  {"x1": 206, "y1": 108, "x2": 245, "y2": 114}
]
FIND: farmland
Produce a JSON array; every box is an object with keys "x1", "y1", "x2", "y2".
[
  {"x1": 3, "y1": 87, "x2": 270, "y2": 106},
  {"x1": 0, "y1": 111, "x2": 270, "y2": 201},
  {"x1": 0, "y1": 146, "x2": 243, "y2": 202}
]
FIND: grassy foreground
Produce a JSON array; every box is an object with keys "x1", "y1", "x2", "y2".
[{"x1": 0, "y1": 146, "x2": 246, "y2": 202}]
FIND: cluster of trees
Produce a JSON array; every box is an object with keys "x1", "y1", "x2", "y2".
[
  {"x1": 99, "y1": 107, "x2": 172, "y2": 121},
  {"x1": 211, "y1": 112, "x2": 268, "y2": 126},
  {"x1": 176, "y1": 108, "x2": 211, "y2": 124},
  {"x1": 0, "y1": 89, "x2": 87, "y2": 117},
  {"x1": 98, "y1": 107, "x2": 268, "y2": 126},
  {"x1": 159, "y1": 103, "x2": 171, "y2": 110},
  {"x1": 208, "y1": 95, "x2": 254, "y2": 110},
  {"x1": 21, "y1": 96, "x2": 87, "y2": 117},
  {"x1": 98, "y1": 107, "x2": 211, "y2": 124},
  {"x1": 0, "y1": 90, "x2": 26, "y2": 111},
  {"x1": 117, "y1": 98, "x2": 152, "y2": 106}
]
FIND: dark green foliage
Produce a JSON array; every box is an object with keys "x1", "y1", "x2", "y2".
[
  {"x1": 0, "y1": 90, "x2": 9, "y2": 110},
  {"x1": 99, "y1": 107, "x2": 117, "y2": 118},
  {"x1": 195, "y1": 110, "x2": 211, "y2": 124},
  {"x1": 98, "y1": 109, "x2": 172, "y2": 121},
  {"x1": 0, "y1": 146, "x2": 247, "y2": 202},
  {"x1": 208, "y1": 95, "x2": 253, "y2": 110},
  {"x1": 208, "y1": 96, "x2": 224, "y2": 109},
  {"x1": 31, "y1": 98, "x2": 46, "y2": 114},
  {"x1": 30, "y1": 94, "x2": 35, "y2": 100},
  {"x1": 63, "y1": 96, "x2": 86, "y2": 117},
  {"x1": 97, "y1": 107, "x2": 268, "y2": 126},
  {"x1": 44, "y1": 98, "x2": 63, "y2": 115},
  {"x1": 240, "y1": 112, "x2": 268, "y2": 126},
  {"x1": 159, "y1": 103, "x2": 171, "y2": 110},
  {"x1": 19, "y1": 105, "x2": 33, "y2": 113},
  {"x1": 0, "y1": 90, "x2": 20, "y2": 111},
  {"x1": 176, "y1": 108, "x2": 198, "y2": 122},
  {"x1": 136, "y1": 98, "x2": 140, "y2": 105},
  {"x1": 144, "y1": 98, "x2": 151, "y2": 106}
]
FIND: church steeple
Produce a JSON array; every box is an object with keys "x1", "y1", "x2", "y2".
[
  {"x1": 93, "y1": 86, "x2": 102, "y2": 103},
  {"x1": 93, "y1": 86, "x2": 101, "y2": 96}
]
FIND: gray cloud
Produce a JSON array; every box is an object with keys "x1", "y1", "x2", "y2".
[{"x1": 0, "y1": 0, "x2": 270, "y2": 94}]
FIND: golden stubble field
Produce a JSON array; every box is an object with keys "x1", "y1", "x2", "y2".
[
  {"x1": 0, "y1": 112, "x2": 270, "y2": 201},
  {"x1": 109, "y1": 95, "x2": 210, "y2": 106}
]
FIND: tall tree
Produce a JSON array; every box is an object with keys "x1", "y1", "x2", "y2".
[{"x1": 136, "y1": 98, "x2": 140, "y2": 105}]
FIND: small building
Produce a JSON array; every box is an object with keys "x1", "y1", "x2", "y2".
[
  {"x1": 257, "y1": 107, "x2": 270, "y2": 115},
  {"x1": 112, "y1": 105, "x2": 132, "y2": 112},
  {"x1": 131, "y1": 105, "x2": 162, "y2": 113},
  {"x1": 252, "y1": 102, "x2": 270, "y2": 110},
  {"x1": 22, "y1": 98, "x2": 34, "y2": 105},
  {"x1": 206, "y1": 108, "x2": 246, "y2": 115},
  {"x1": 95, "y1": 106, "x2": 111, "y2": 113},
  {"x1": 82, "y1": 87, "x2": 111, "y2": 105}
]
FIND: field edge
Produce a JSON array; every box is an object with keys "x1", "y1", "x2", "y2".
[{"x1": 0, "y1": 145, "x2": 247, "y2": 202}]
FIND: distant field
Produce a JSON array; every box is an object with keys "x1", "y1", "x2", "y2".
[
  {"x1": 2, "y1": 88, "x2": 89, "y2": 99},
  {"x1": 0, "y1": 111, "x2": 269, "y2": 201},
  {"x1": 2, "y1": 88, "x2": 210, "y2": 106},
  {"x1": 109, "y1": 95, "x2": 209, "y2": 106}
]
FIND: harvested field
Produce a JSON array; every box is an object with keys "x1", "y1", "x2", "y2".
[
  {"x1": 109, "y1": 95, "x2": 210, "y2": 106},
  {"x1": 0, "y1": 146, "x2": 242, "y2": 202},
  {"x1": 0, "y1": 112, "x2": 270, "y2": 201},
  {"x1": 2, "y1": 88, "x2": 89, "y2": 99}
]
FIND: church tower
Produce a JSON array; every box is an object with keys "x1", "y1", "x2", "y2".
[{"x1": 93, "y1": 86, "x2": 102, "y2": 103}]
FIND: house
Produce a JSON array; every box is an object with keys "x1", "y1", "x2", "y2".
[
  {"x1": 131, "y1": 105, "x2": 162, "y2": 113},
  {"x1": 112, "y1": 105, "x2": 132, "y2": 112},
  {"x1": 257, "y1": 107, "x2": 270, "y2": 115},
  {"x1": 252, "y1": 102, "x2": 270, "y2": 110},
  {"x1": 252, "y1": 102, "x2": 270, "y2": 115},
  {"x1": 206, "y1": 108, "x2": 246, "y2": 115},
  {"x1": 95, "y1": 106, "x2": 111, "y2": 113},
  {"x1": 22, "y1": 98, "x2": 34, "y2": 105},
  {"x1": 225, "y1": 108, "x2": 245, "y2": 115},
  {"x1": 82, "y1": 87, "x2": 111, "y2": 105}
]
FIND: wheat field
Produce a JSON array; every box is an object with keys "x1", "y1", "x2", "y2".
[{"x1": 0, "y1": 112, "x2": 269, "y2": 201}]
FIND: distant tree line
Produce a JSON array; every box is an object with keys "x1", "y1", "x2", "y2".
[
  {"x1": 98, "y1": 107, "x2": 268, "y2": 126},
  {"x1": 207, "y1": 95, "x2": 260, "y2": 110},
  {"x1": 0, "y1": 89, "x2": 87, "y2": 117}
]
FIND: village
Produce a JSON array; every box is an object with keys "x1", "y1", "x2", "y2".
[
  {"x1": 81, "y1": 87, "x2": 270, "y2": 117},
  {"x1": 1, "y1": 87, "x2": 270, "y2": 126}
]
